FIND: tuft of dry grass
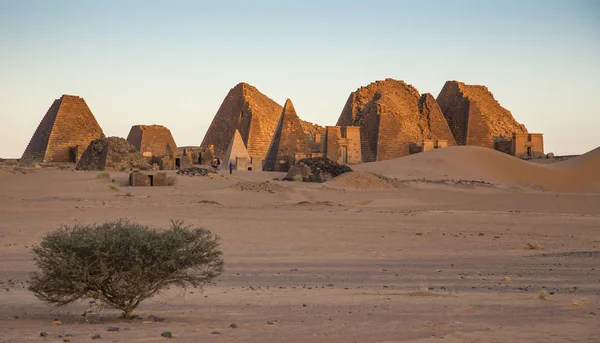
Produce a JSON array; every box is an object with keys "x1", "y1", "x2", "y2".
[
  {"x1": 525, "y1": 243, "x2": 543, "y2": 250},
  {"x1": 96, "y1": 171, "x2": 111, "y2": 179},
  {"x1": 167, "y1": 175, "x2": 178, "y2": 186},
  {"x1": 538, "y1": 290, "x2": 549, "y2": 300},
  {"x1": 501, "y1": 276, "x2": 511, "y2": 283},
  {"x1": 571, "y1": 297, "x2": 587, "y2": 309},
  {"x1": 108, "y1": 183, "x2": 120, "y2": 191}
]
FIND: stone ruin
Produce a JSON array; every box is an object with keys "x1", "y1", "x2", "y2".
[
  {"x1": 436, "y1": 80, "x2": 526, "y2": 147},
  {"x1": 127, "y1": 125, "x2": 180, "y2": 170},
  {"x1": 284, "y1": 157, "x2": 353, "y2": 183},
  {"x1": 436, "y1": 80, "x2": 543, "y2": 157},
  {"x1": 336, "y1": 79, "x2": 456, "y2": 162},
  {"x1": 200, "y1": 82, "x2": 282, "y2": 167},
  {"x1": 129, "y1": 171, "x2": 167, "y2": 186},
  {"x1": 263, "y1": 99, "x2": 314, "y2": 172},
  {"x1": 202, "y1": 84, "x2": 362, "y2": 173},
  {"x1": 76, "y1": 136, "x2": 149, "y2": 171},
  {"x1": 200, "y1": 82, "x2": 326, "y2": 169},
  {"x1": 20, "y1": 95, "x2": 104, "y2": 166}
]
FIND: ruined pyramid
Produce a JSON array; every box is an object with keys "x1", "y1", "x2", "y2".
[
  {"x1": 436, "y1": 80, "x2": 527, "y2": 148},
  {"x1": 336, "y1": 79, "x2": 456, "y2": 162},
  {"x1": 20, "y1": 95, "x2": 104, "y2": 165},
  {"x1": 127, "y1": 125, "x2": 179, "y2": 158},
  {"x1": 76, "y1": 136, "x2": 149, "y2": 171},
  {"x1": 263, "y1": 99, "x2": 312, "y2": 172},
  {"x1": 223, "y1": 129, "x2": 250, "y2": 166}
]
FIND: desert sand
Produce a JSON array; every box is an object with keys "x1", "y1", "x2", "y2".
[{"x1": 0, "y1": 146, "x2": 599, "y2": 342}]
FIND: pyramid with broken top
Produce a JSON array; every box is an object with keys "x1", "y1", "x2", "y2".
[
  {"x1": 223, "y1": 129, "x2": 251, "y2": 167},
  {"x1": 263, "y1": 99, "x2": 312, "y2": 172},
  {"x1": 20, "y1": 94, "x2": 104, "y2": 165}
]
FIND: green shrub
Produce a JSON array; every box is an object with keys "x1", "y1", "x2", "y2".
[{"x1": 29, "y1": 219, "x2": 224, "y2": 318}]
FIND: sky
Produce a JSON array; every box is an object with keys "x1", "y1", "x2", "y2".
[{"x1": 0, "y1": 0, "x2": 599, "y2": 158}]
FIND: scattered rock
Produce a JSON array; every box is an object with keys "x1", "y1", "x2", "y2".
[
  {"x1": 230, "y1": 181, "x2": 291, "y2": 193},
  {"x1": 52, "y1": 320, "x2": 63, "y2": 326},
  {"x1": 211, "y1": 331, "x2": 221, "y2": 335},
  {"x1": 283, "y1": 157, "x2": 352, "y2": 183},
  {"x1": 230, "y1": 323, "x2": 238, "y2": 329},
  {"x1": 76, "y1": 136, "x2": 150, "y2": 171},
  {"x1": 177, "y1": 167, "x2": 216, "y2": 177},
  {"x1": 40, "y1": 332, "x2": 48, "y2": 337},
  {"x1": 107, "y1": 326, "x2": 120, "y2": 332},
  {"x1": 197, "y1": 200, "x2": 221, "y2": 205},
  {"x1": 148, "y1": 315, "x2": 165, "y2": 322},
  {"x1": 91, "y1": 334, "x2": 102, "y2": 339},
  {"x1": 161, "y1": 331, "x2": 173, "y2": 338},
  {"x1": 63, "y1": 339, "x2": 71, "y2": 343}
]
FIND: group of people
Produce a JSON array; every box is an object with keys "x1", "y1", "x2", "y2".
[{"x1": 210, "y1": 157, "x2": 234, "y2": 174}]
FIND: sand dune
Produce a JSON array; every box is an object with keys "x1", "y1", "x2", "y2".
[{"x1": 353, "y1": 146, "x2": 600, "y2": 193}]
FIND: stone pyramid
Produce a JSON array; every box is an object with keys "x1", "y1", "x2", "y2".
[
  {"x1": 20, "y1": 95, "x2": 104, "y2": 165},
  {"x1": 436, "y1": 80, "x2": 527, "y2": 148},
  {"x1": 263, "y1": 99, "x2": 312, "y2": 171},
  {"x1": 200, "y1": 82, "x2": 282, "y2": 163},
  {"x1": 127, "y1": 125, "x2": 179, "y2": 158},
  {"x1": 223, "y1": 129, "x2": 250, "y2": 166},
  {"x1": 418, "y1": 93, "x2": 457, "y2": 146},
  {"x1": 336, "y1": 79, "x2": 456, "y2": 162}
]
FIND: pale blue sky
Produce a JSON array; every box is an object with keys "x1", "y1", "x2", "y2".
[{"x1": 1, "y1": 0, "x2": 598, "y2": 157}]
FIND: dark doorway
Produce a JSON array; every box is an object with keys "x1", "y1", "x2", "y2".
[
  {"x1": 147, "y1": 175, "x2": 154, "y2": 186},
  {"x1": 69, "y1": 146, "x2": 78, "y2": 163},
  {"x1": 175, "y1": 158, "x2": 181, "y2": 168},
  {"x1": 527, "y1": 147, "x2": 532, "y2": 157}
]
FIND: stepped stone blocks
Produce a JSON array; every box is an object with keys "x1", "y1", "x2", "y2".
[
  {"x1": 336, "y1": 78, "x2": 456, "y2": 162},
  {"x1": 20, "y1": 95, "x2": 104, "y2": 165},
  {"x1": 127, "y1": 125, "x2": 179, "y2": 170},
  {"x1": 223, "y1": 129, "x2": 251, "y2": 169},
  {"x1": 263, "y1": 99, "x2": 313, "y2": 172},
  {"x1": 200, "y1": 83, "x2": 282, "y2": 165},
  {"x1": 436, "y1": 80, "x2": 527, "y2": 148}
]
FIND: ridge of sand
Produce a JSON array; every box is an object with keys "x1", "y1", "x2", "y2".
[
  {"x1": 328, "y1": 171, "x2": 405, "y2": 189},
  {"x1": 353, "y1": 146, "x2": 600, "y2": 193}
]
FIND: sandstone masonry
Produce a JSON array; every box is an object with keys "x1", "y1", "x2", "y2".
[{"x1": 20, "y1": 95, "x2": 103, "y2": 165}]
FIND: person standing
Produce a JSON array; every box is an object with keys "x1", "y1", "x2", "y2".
[{"x1": 229, "y1": 161, "x2": 233, "y2": 174}]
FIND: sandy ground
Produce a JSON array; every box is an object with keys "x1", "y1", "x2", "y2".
[{"x1": 0, "y1": 146, "x2": 599, "y2": 342}]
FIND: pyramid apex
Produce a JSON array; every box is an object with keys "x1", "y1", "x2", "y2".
[{"x1": 282, "y1": 98, "x2": 297, "y2": 114}]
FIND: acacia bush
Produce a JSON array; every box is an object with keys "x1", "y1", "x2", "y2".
[{"x1": 29, "y1": 219, "x2": 224, "y2": 318}]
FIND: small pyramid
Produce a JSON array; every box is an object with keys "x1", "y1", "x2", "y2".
[
  {"x1": 127, "y1": 125, "x2": 179, "y2": 158},
  {"x1": 418, "y1": 93, "x2": 457, "y2": 146},
  {"x1": 20, "y1": 95, "x2": 104, "y2": 165},
  {"x1": 263, "y1": 99, "x2": 312, "y2": 171},
  {"x1": 223, "y1": 129, "x2": 250, "y2": 166}
]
